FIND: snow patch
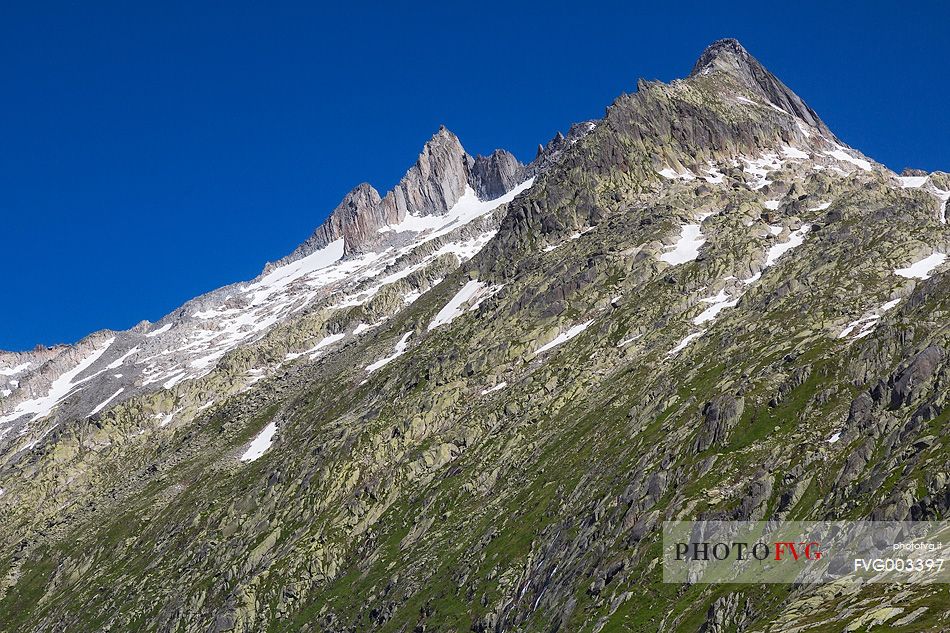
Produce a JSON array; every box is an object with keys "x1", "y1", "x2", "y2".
[
  {"x1": 703, "y1": 167, "x2": 725, "y2": 184},
  {"x1": 535, "y1": 320, "x2": 594, "y2": 355},
  {"x1": 693, "y1": 290, "x2": 740, "y2": 325},
  {"x1": 91, "y1": 388, "x2": 124, "y2": 415},
  {"x1": 480, "y1": 382, "x2": 508, "y2": 395},
  {"x1": 781, "y1": 145, "x2": 809, "y2": 160},
  {"x1": 146, "y1": 323, "x2": 173, "y2": 338},
  {"x1": 894, "y1": 253, "x2": 947, "y2": 280},
  {"x1": 240, "y1": 421, "x2": 278, "y2": 462},
  {"x1": 163, "y1": 371, "x2": 188, "y2": 390},
  {"x1": 106, "y1": 346, "x2": 139, "y2": 370},
  {"x1": 658, "y1": 167, "x2": 695, "y2": 181},
  {"x1": 0, "y1": 337, "x2": 115, "y2": 427},
  {"x1": 616, "y1": 333, "x2": 643, "y2": 347},
  {"x1": 246, "y1": 239, "x2": 345, "y2": 305},
  {"x1": 667, "y1": 331, "x2": 704, "y2": 356},
  {"x1": 365, "y1": 332, "x2": 412, "y2": 373},
  {"x1": 838, "y1": 298, "x2": 902, "y2": 341},
  {"x1": 931, "y1": 186, "x2": 950, "y2": 224},
  {"x1": 898, "y1": 176, "x2": 929, "y2": 188},
  {"x1": 765, "y1": 224, "x2": 810, "y2": 267},
  {"x1": 380, "y1": 179, "x2": 534, "y2": 239},
  {"x1": 741, "y1": 154, "x2": 782, "y2": 190},
  {"x1": 285, "y1": 333, "x2": 346, "y2": 361},
  {"x1": 428, "y1": 279, "x2": 486, "y2": 330},
  {"x1": 659, "y1": 215, "x2": 711, "y2": 266},
  {"x1": 0, "y1": 363, "x2": 29, "y2": 377},
  {"x1": 825, "y1": 148, "x2": 872, "y2": 171}
]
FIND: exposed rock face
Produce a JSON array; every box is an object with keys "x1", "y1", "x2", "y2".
[
  {"x1": 690, "y1": 38, "x2": 836, "y2": 139},
  {"x1": 470, "y1": 149, "x2": 525, "y2": 199},
  {"x1": 889, "y1": 345, "x2": 944, "y2": 408},
  {"x1": 694, "y1": 394, "x2": 745, "y2": 453},
  {"x1": 378, "y1": 125, "x2": 472, "y2": 221},
  {"x1": 271, "y1": 182, "x2": 382, "y2": 267},
  {"x1": 525, "y1": 120, "x2": 597, "y2": 178},
  {"x1": 272, "y1": 127, "x2": 528, "y2": 259}
]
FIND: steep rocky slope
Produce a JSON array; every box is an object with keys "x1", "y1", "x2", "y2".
[
  {"x1": 1, "y1": 39, "x2": 948, "y2": 632},
  {"x1": 0, "y1": 127, "x2": 537, "y2": 454}
]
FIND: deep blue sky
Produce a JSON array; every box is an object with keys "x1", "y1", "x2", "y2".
[{"x1": 2, "y1": 2, "x2": 949, "y2": 351}]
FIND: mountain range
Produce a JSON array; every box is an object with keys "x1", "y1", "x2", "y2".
[{"x1": 1, "y1": 38, "x2": 948, "y2": 632}]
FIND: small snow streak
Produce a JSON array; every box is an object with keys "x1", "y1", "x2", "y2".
[
  {"x1": 535, "y1": 320, "x2": 594, "y2": 355},
  {"x1": 90, "y1": 388, "x2": 124, "y2": 415},
  {"x1": 667, "y1": 331, "x2": 704, "y2": 356},
  {"x1": 693, "y1": 290, "x2": 739, "y2": 325},
  {"x1": 480, "y1": 382, "x2": 508, "y2": 395},
  {"x1": 365, "y1": 332, "x2": 413, "y2": 373}
]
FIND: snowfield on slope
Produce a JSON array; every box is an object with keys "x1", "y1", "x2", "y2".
[
  {"x1": 667, "y1": 331, "x2": 704, "y2": 356},
  {"x1": 0, "y1": 337, "x2": 115, "y2": 432},
  {"x1": 428, "y1": 280, "x2": 486, "y2": 330},
  {"x1": 365, "y1": 332, "x2": 413, "y2": 373},
  {"x1": 660, "y1": 213, "x2": 714, "y2": 265},
  {"x1": 693, "y1": 289, "x2": 740, "y2": 325},
  {"x1": 0, "y1": 178, "x2": 536, "y2": 440},
  {"x1": 240, "y1": 421, "x2": 278, "y2": 462},
  {"x1": 894, "y1": 253, "x2": 947, "y2": 280},
  {"x1": 380, "y1": 179, "x2": 534, "y2": 239}
]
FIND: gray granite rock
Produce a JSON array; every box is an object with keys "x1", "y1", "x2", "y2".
[
  {"x1": 690, "y1": 38, "x2": 837, "y2": 139},
  {"x1": 378, "y1": 126, "x2": 472, "y2": 222},
  {"x1": 470, "y1": 150, "x2": 525, "y2": 200}
]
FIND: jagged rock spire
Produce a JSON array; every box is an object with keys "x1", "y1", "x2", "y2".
[
  {"x1": 470, "y1": 149, "x2": 525, "y2": 199},
  {"x1": 690, "y1": 38, "x2": 835, "y2": 138},
  {"x1": 273, "y1": 126, "x2": 527, "y2": 262},
  {"x1": 377, "y1": 125, "x2": 473, "y2": 225}
]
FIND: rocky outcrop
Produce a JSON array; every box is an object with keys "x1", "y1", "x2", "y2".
[
  {"x1": 693, "y1": 394, "x2": 745, "y2": 452},
  {"x1": 525, "y1": 121, "x2": 597, "y2": 178},
  {"x1": 272, "y1": 127, "x2": 529, "y2": 259},
  {"x1": 888, "y1": 345, "x2": 944, "y2": 408},
  {"x1": 470, "y1": 150, "x2": 525, "y2": 199},
  {"x1": 271, "y1": 182, "x2": 383, "y2": 266},
  {"x1": 378, "y1": 126, "x2": 472, "y2": 222},
  {"x1": 690, "y1": 38, "x2": 837, "y2": 139}
]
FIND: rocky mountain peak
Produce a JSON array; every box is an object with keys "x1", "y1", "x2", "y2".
[
  {"x1": 377, "y1": 125, "x2": 472, "y2": 223},
  {"x1": 274, "y1": 126, "x2": 531, "y2": 260},
  {"x1": 689, "y1": 38, "x2": 835, "y2": 138},
  {"x1": 689, "y1": 38, "x2": 755, "y2": 77},
  {"x1": 470, "y1": 149, "x2": 525, "y2": 200},
  {"x1": 4, "y1": 39, "x2": 950, "y2": 633}
]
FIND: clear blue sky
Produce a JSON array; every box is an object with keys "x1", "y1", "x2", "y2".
[{"x1": 2, "y1": 1, "x2": 948, "y2": 351}]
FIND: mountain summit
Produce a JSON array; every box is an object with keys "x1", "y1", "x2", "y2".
[
  {"x1": 2, "y1": 41, "x2": 949, "y2": 632},
  {"x1": 274, "y1": 126, "x2": 528, "y2": 263},
  {"x1": 690, "y1": 38, "x2": 834, "y2": 137}
]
